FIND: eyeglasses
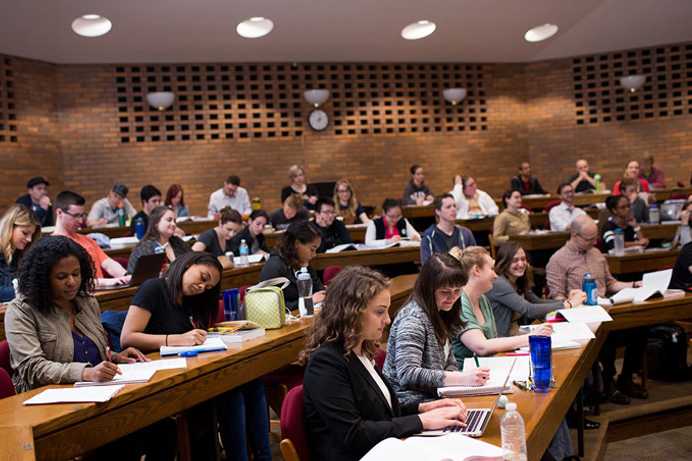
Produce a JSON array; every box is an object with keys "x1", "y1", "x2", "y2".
[
  {"x1": 336, "y1": 188, "x2": 350, "y2": 193},
  {"x1": 63, "y1": 210, "x2": 87, "y2": 219},
  {"x1": 436, "y1": 288, "x2": 462, "y2": 299}
]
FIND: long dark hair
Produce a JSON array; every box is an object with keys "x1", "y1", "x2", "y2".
[
  {"x1": 501, "y1": 189, "x2": 521, "y2": 209},
  {"x1": 494, "y1": 241, "x2": 534, "y2": 296},
  {"x1": 410, "y1": 253, "x2": 466, "y2": 347},
  {"x1": 163, "y1": 252, "x2": 223, "y2": 329},
  {"x1": 139, "y1": 206, "x2": 190, "y2": 255},
  {"x1": 165, "y1": 184, "x2": 185, "y2": 208},
  {"x1": 17, "y1": 236, "x2": 95, "y2": 314},
  {"x1": 276, "y1": 221, "x2": 321, "y2": 268}
]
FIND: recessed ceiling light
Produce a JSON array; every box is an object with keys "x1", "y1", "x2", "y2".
[
  {"x1": 71, "y1": 14, "x2": 112, "y2": 38},
  {"x1": 236, "y1": 17, "x2": 274, "y2": 38},
  {"x1": 524, "y1": 23, "x2": 558, "y2": 42},
  {"x1": 401, "y1": 20, "x2": 436, "y2": 40}
]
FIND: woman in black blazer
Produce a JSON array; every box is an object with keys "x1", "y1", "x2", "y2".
[{"x1": 301, "y1": 266, "x2": 468, "y2": 461}]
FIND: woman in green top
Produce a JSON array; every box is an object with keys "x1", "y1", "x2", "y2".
[{"x1": 450, "y1": 246, "x2": 552, "y2": 365}]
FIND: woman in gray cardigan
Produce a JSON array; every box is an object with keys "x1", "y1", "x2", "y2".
[
  {"x1": 486, "y1": 242, "x2": 585, "y2": 337},
  {"x1": 383, "y1": 253, "x2": 489, "y2": 408}
]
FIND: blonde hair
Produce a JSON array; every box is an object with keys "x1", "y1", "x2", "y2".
[
  {"x1": 332, "y1": 179, "x2": 360, "y2": 224},
  {"x1": 0, "y1": 204, "x2": 41, "y2": 263},
  {"x1": 449, "y1": 246, "x2": 490, "y2": 277},
  {"x1": 287, "y1": 164, "x2": 305, "y2": 181}
]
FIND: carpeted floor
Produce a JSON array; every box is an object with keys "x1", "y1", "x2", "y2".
[{"x1": 604, "y1": 425, "x2": 692, "y2": 460}]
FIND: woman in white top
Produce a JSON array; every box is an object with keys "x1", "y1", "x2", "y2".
[
  {"x1": 451, "y1": 175, "x2": 499, "y2": 219},
  {"x1": 364, "y1": 198, "x2": 420, "y2": 246}
]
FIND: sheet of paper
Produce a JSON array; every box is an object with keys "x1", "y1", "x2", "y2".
[
  {"x1": 233, "y1": 254, "x2": 265, "y2": 265},
  {"x1": 361, "y1": 434, "x2": 505, "y2": 461},
  {"x1": 522, "y1": 322, "x2": 595, "y2": 341},
  {"x1": 558, "y1": 305, "x2": 613, "y2": 323},
  {"x1": 160, "y1": 337, "x2": 228, "y2": 356},
  {"x1": 462, "y1": 356, "x2": 530, "y2": 381},
  {"x1": 74, "y1": 366, "x2": 156, "y2": 387},
  {"x1": 438, "y1": 358, "x2": 517, "y2": 396},
  {"x1": 24, "y1": 385, "x2": 124, "y2": 405}
]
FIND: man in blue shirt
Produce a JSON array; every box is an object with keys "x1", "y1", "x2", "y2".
[{"x1": 421, "y1": 193, "x2": 476, "y2": 264}]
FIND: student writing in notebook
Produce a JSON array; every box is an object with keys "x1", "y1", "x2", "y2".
[
  {"x1": 383, "y1": 253, "x2": 489, "y2": 409},
  {"x1": 228, "y1": 209, "x2": 270, "y2": 256},
  {"x1": 4, "y1": 237, "x2": 172, "y2": 460},
  {"x1": 302, "y1": 266, "x2": 469, "y2": 461},
  {"x1": 192, "y1": 206, "x2": 243, "y2": 258},
  {"x1": 120, "y1": 252, "x2": 271, "y2": 461},
  {"x1": 311, "y1": 197, "x2": 353, "y2": 253}
]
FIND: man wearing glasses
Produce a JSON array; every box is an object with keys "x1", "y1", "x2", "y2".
[
  {"x1": 312, "y1": 198, "x2": 352, "y2": 253},
  {"x1": 52, "y1": 191, "x2": 131, "y2": 289},
  {"x1": 546, "y1": 215, "x2": 646, "y2": 405}
]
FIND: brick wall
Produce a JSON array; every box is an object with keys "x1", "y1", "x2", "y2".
[{"x1": 1, "y1": 48, "x2": 690, "y2": 216}]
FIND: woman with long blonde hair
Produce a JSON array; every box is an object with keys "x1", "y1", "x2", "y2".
[
  {"x1": 302, "y1": 266, "x2": 468, "y2": 461},
  {"x1": 332, "y1": 179, "x2": 370, "y2": 225},
  {"x1": 0, "y1": 204, "x2": 41, "y2": 302}
]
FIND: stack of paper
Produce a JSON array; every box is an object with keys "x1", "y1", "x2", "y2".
[
  {"x1": 211, "y1": 328, "x2": 266, "y2": 345},
  {"x1": 604, "y1": 269, "x2": 675, "y2": 305},
  {"x1": 160, "y1": 337, "x2": 228, "y2": 356},
  {"x1": 24, "y1": 385, "x2": 125, "y2": 405},
  {"x1": 361, "y1": 434, "x2": 505, "y2": 461},
  {"x1": 74, "y1": 357, "x2": 188, "y2": 387}
]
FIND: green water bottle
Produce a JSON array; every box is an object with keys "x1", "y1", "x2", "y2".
[{"x1": 594, "y1": 174, "x2": 601, "y2": 192}]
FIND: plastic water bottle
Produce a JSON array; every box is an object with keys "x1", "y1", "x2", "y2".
[
  {"x1": 594, "y1": 174, "x2": 601, "y2": 192},
  {"x1": 649, "y1": 204, "x2": 660, "y2": 224},
  {"x1": 613, "y1": 228, "x2": 625, "y2": 256},
  {"x1": 238, "y1": 239, "x2": 249, "y2": 267},
  {"x1": 500, "y1": 403, "x2": 527, "y2": 461},
  {"x1": 296, "y1": 267, "x2": 314, "y2": 317},
  {"x1": 117, "y1": 207, "x2": 126, "y2": 227},
  {"x1": 134, "y1": 217, "x2": 146, "y2": 240},
  {"x1": 582, "y1": 272, "x2": 598, "y2": 305}
]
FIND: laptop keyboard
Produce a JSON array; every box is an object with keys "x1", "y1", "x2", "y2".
[{"x1": 444, "y1": 408, "x2": 491, "y2": 435}]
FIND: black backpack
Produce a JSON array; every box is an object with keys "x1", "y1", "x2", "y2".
[{"x1": 646, "y1": 324, "x2": 690, "y2": 382}]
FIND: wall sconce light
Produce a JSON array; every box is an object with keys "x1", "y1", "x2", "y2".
[
  {"x1": 619, "y1": 75, "x2": 646, "y2": 93},
  {"x1": 304, "y1": 89, "x2": 330, "y2": 108},
  {"x1": 146, "y1": 91, "x2": 176, "y2": 111},
  {"x1": 443, "y1": 88, "x2": 467, "y2": 105}
]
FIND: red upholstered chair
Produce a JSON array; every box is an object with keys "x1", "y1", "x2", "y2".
[
  {"x1": 322, "y1": 266, "x2": 343, "y2": 285},
  {"x1": 0, "y1": 340, "x2": 11, "y2": 375},
  {"x1": 279, "y1": 385, "x2": 309, "y2": 461},
  {"x1": 0, "y1": 368, "x2": 15, "y2": 399},
  {"x1": 374, "y1": 348, "x2": 386, "y2": 371},
  {"x1": 543, "y1": 200, "x2": 562, "y2": 213}
]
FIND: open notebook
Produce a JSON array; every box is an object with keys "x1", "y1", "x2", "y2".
[
  {"x1": 361, "y1": 434, "x2": 505, "y2": 461},
  {"x1": 160, "y1": 337, "x2": 228, "y2": 356},
  {"x1": 602, "y1": 269, "x2": 684, "y2": 305},
  {"x1": 437, "y1": 357, "x2": 519, "y2": 397},
  {"x1": 74, "y1": 358, "x2": 187, "y2": 387}
]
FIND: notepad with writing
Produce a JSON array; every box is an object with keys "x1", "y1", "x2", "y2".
[
  {"x1": 462, "y1": 356, "x2": 531, "y2": 381},
  {"x1": 438, "y1": 359, "x2": 516, "y2": 397},
  {"x1": 160, "y1": 337, "x2": 228, "y2": 356},
  {"x1": 24, "y1": 385, "x2": 125, "y2": 405},
  {"x1": 73, "y1": 358, "x2": 188, "y2": 387},
  {"x1": 361, "y1": 433, "x2": 505, "y2": 461}
]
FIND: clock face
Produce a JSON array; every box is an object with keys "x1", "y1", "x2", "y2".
[{"x1": 308, "y1": 109, "x2": 329, "y2": 131}]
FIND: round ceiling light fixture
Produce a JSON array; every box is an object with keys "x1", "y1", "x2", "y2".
[
  {"x1": 401, "y1": 20, "x2": 437, "y2": 40},
  {"x1": 524, "y1": 23, "x2": 559, "y2": 42},
  {"x1": 71, "y1": 14, "x2": 112, "y2": 38},
  {"x1": 236, "y1": 17, "x2": 274, "y2": 38}
]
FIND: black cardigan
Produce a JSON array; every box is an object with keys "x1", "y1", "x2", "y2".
[
  {"x1": 258, "y1": 253, "x2": 323, "y2": 309},
  {"x1": 303, "y1": 342, "x2": 422, "y2": 461}
]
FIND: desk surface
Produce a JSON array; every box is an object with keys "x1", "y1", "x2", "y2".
[{"x1": 605, "y1": 248, "x2": 680, "y2": 275}]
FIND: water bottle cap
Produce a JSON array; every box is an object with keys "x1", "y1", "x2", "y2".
[
  {"x1": 300, "y1": 267, "x2": 308, "y2": 273},
  {"x1": 241, "y1": 239, "x2": 246, "y2": 243},
  {"x1": 505, "y1": 402, "x2": 517, "y2": 411},
  {"x1": 614, "y1": 227, "x2": 623, "y2": 234}
]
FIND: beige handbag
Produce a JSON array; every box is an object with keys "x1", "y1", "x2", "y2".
[{"x1": 244, "y1": 277, "x2": 291, "y2": 329}]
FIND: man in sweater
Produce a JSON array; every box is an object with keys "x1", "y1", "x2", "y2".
[{"x1": 421, "y1": 193, "x2": 475, "y2": 264}]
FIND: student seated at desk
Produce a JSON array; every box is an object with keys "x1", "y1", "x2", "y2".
[
  {"x1": 487, "y1": 242, "x2": 584, "y2": 337},
  {"x1": 492, "y1": 190, "x2": 531, "y2": 242},
  {"x1": 164, "y1": 183, "x2": 189, "y2": 218},
  {"x1": 0, "y1": 205, "x2": 40, "y2": 303},
  {"x1": 228, "y1": 209, "x2": 270, "y2": 256},
  {"x1": 127, "y1": 206, "x2": 190, "y2": 274},
  {"x1": 549, "y1": 182, "x2": 586, "y2": 232},
  {"x1": 670, "y1": 241, "x2": 692, "y2": 291},
  {"x1": 620, "y1": 177, "x2": 649, "y2": 224},
  {"x1": 302, "y1": 266, "x2": 469, "y2": 461},
  {"x1": 383, "y1": 253, "x2": 489, "y2": 409},
  {"x1": 52, "y1": 191, "x2": 131, "y2": 289},
  {"x1": 191, "y1": 207, "x2": 243, "y2": 257},
  {"x1": 612, "y1": 160, "x2": 650, "y2": 195},
  {"x1": 673, "y1": 200, "x2": 692, "y2": 247},
  {"x1": 450, "y1": 174, "x2": 498, "y2": 219},
  {"x1": 312, "y1": 197, "x2": 352, "y2": 253},
  {"x1": 510, "y1": 161, "x2": 546, "y2": 195},
  {"x1": 16, "y1": 175, "x2": 53, "y2": 227},
  {"x1": 120, "y1": 252, "x2": 271, "y2": 461},
  {"x1": 421, "y1": 193, "x2": 475, "y2": 264},
  {"x1": 129, "y1": 185, "x2": 162, "y2": 236},
  {"x1": 4, "y1": 237, "x2": 173, "y2": 460},
  {"x1": 333, "y1": 178, "x2": 370, "y2": 225},
  {"x1": 568, "y1": 159, "x2": 603, "y2": 193},
  {"x1": 259, "y1": 221, "x2": 325, "y2": 309},
  {"x1": 602, "y1": 195, "x2": 649, "y2": 251},
  {"x1": 208, "y1": 175, "x2": 252, "y2": 219},
  {"x1": 547, "y1": 216, "x2": 647, "y2": 403},
  {"x1": 270, "y1": 193, "x2": 310, "y2": 231},
  {"x1": 87, "y1": 183, "x2": 136, "y2": 228},
  {"x1": 365, "y1": 198, "x2": 420, "y2": 246},
  {"x1": 281, "y1": 164, "x2": 319, "y2": 210},
  {"x1": 402, "y1": 164, "x2": 434, "y2": 206},
  {"x1": 640, "y1": 155, "x2": 665, "y2": 189}
]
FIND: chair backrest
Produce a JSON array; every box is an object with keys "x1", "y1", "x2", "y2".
[
  {"x1": 374, "y1": 348, "x2": 386, "y2": 371},
  {"x1": 0, "y1": 367, "x2": 14, "y2": 399},
  {"x1": 280, "y1": 384, "x2": 309, "y2": 461},
  {"x1": 543, "y1": 199, "x2": 562, "y2": 213},
  {"x1": 322, "y1": 266, "x2": 343, "y2": 285},
  {"x1": 0, "y1": 340, "x2": 11, "y2": 375}
]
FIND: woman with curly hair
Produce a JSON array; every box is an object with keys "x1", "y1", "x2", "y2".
[
  {"x1": 0, "y1": 204, "x2": 40, "y2": 302},
  {"x1": 4, "y1": 236, "x2": 173, "y2": 460},
  {"x1": 302, "y1": 266, "x2": 468, "y2": 461},
  {"x1": 333, "y1": 178, "x2": 370, "y2": 225},
  {"x1": 259, "y1": 220, "x2": 325, "y2": 309}
]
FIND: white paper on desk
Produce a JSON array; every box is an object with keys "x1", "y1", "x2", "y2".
[
  {"x1": 160, "y1": 337, "x2": 228, "y2": 356},
  {"x1": 109, "y1": 236, "x2": 139, "y2": 248},
  {"x1": 325, "y1": 243, "x2": 359, "y2": 253},
  {"x1": 24, "y1": 385, "x2": 125, "y2": 405},
  {"x1": 558, "y1": 305, "x2": 613, "y2": 323},
  {"x1": 521, "y1": 322, "x2": 595, "y2": 342},
  {"x1": 462, "y1": 356, "x2": 530, "y2": 381},
  {"x1": 361, "y1": 434, "x2": 505, "y2": 461},
  {"x1": 438, "y1": 358, "x2": 516, "y2": 397},
  {"x1": 74, "y1": 366, "x2": 156, "y2": 387},
  {"x1": 518, "y1": 336, "x2": 582, "y2": 353},
  {"x1": 608, "y1": 269, "x2": 673, "y2": 304},
  {"x1": 233, "y1": 254, "x2": 266, "y2": 265}
]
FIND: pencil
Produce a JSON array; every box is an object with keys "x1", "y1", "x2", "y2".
[{"x1": 473, "y1": 354, "x2": 480, "y2": 368}]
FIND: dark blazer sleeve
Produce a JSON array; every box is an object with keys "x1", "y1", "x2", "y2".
[
  {"x1": 534, "y1": 178, "x2": 547, "y2": 195},
  {"x1": 304, "y1": 347, "x2": 423, "y2": 459},
  {"x1": 510, "y1": 177, "x2": 521, "y2": 191}
]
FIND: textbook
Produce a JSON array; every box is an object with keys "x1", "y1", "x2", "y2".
[
  {"x1": 209, "y1": 321, "x2": 266, "y2": 344},
  {"x1": 601, "y1": 269, "x2": 683, "y2": 305},
  {"x1": 160, "y1": 337, "x2": 228, "y2": 356},
  {"x1": 24, "y1": 385, "x2": 125, "y2": 405},
  {"x1": 361, "y1": 433, "x2": 505, "y2": 461},
  {"x1": 73, "y1": 358, "x2": 188, "y2": 387}
]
